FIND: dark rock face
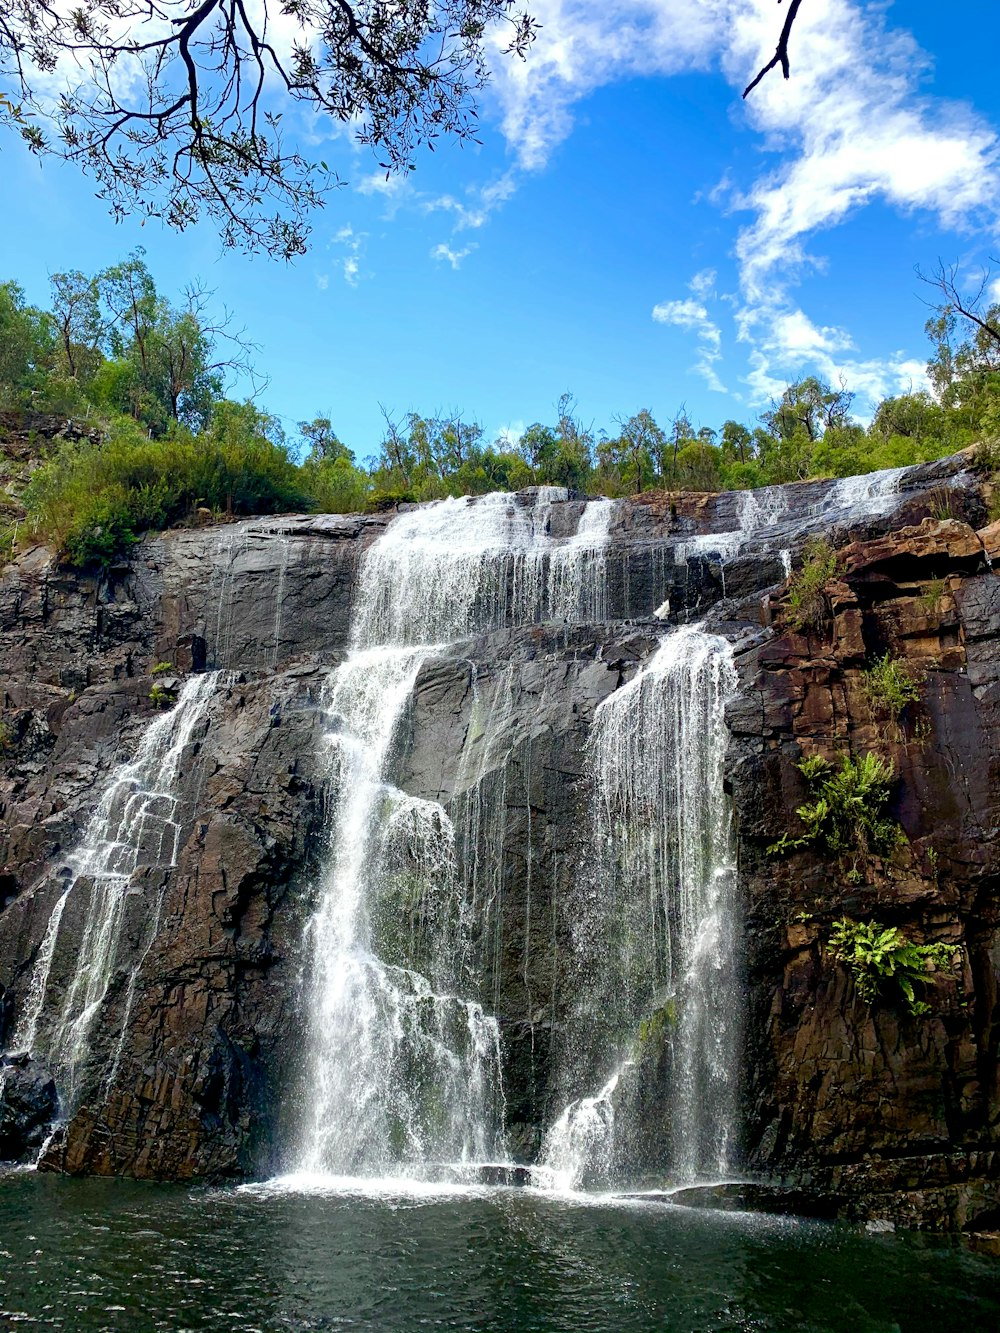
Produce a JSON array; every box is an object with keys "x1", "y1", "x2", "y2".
[
  {"x1": 730, "y1": 513, "x2": 1000, "y2": 1231},
  {"x1": 0, "y1": 454, "x2": 997, "y2": 1230},
  {"x1": 0, "y1": 1055, "x2": 58, "y2": 1159}
]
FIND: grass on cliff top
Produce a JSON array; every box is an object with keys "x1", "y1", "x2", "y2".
[{"x1": 23, "y1": 405, "x2": 309, "y2": 569}]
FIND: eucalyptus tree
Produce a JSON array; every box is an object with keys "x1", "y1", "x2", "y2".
[{"x1": 0, "y1": 1, "x2": 536, "y2": 256}]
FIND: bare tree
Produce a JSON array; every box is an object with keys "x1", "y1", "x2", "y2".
[
  {"x1": 378, "y1": 404, "x2": 414, "y2": 486},
  {"x1": 918, "y1": 260, "x2": 1000, "y2": 353},
  {"x1": 1, "y1": 2, "x2": 536, "y2": 258}
]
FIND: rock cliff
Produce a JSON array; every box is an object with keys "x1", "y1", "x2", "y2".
[{"x1": 0, "y1": 450, "x2": 997, "y2": 1231}]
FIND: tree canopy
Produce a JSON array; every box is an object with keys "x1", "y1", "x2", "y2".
[
  {"x1": 2, "y1": 249, "x2": 998, "y2": 571},
  {"x1": 0, "y1": 1, "x2": 536, "y2": 256}
]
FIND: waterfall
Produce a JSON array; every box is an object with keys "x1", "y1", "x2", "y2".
[
  {"x1": 5, "y1": 673, "x2": 222, "y2": 1112},
  {"x1": 541, "y1": 626, "x2": 739, "y2": 1191},
  {"x1": 673, "y1": 464, "x2": 913, "y2": 580},
  {"x1": 296, "y1": 490, "x2": 617, "y2": 1179},
  {"x1": 353, "y1": 490, "x2": 617, "y2": 645},
  {"x1": 674, "y1": 484, "x2": 789, "y2": 574},
  {"x1": 812, "y1": 464, "x2": 909, "y2": 520}
]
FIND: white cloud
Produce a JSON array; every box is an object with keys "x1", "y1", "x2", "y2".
[
  {"x1": 494, "y1": 420, "x2": 526, "y2": 447},
  {"x1": 425, "y1": 172, "x2": 518, "y2": 230},
  {"x1": 486, "y1": 0, "x2": 716, "y2": 171},
  {"x1": 689, "y1": 268, "x2": 717, "y2": 299},
  {"x1": 653, "y1": 277, "x2": 727, "y2": 392},
  {"x1": 356, "y1": 171, "x2": 409, "y2": 197},
  {"x1": 316, "y1": 273, "x2": 329, "y2": 291},
  {"x1": 488, "y1": 0, "x2": 1000, "y2": 404},
  {"x1": 333, "y1": 224, "x2": 366, "y2": 286},
  {"x1": 431, "y1": 242, "x2": 476, "y2": 270},
  {"x1": 742, "y1": 304, "x2": 930, "y2": 410}
]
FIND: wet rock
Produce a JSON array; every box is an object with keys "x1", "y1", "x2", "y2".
[
  {"x1": 652, "y1": 1181, "x2": 845, "y2": 1220},
  {"x1": 0, "y1": 1055, "x2": 58, "y2": 1160},
  {"x1": 0, "y1": 456, "x2": 997, "y2": 1232}
]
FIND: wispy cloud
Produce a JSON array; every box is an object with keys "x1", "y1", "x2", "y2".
[
  {"x1": 653, "y1": 271, "x2": 727, "y2": 392},
  {"x1": 333, "y1": 224, "x2": 366, "y2": 286},
  {"x1": 425, "y1": 172, "x2": 519, "y2": 231},
  {"x1": 431, "y1": 242, "x2": 477, "y2": 270},
  {"x1": 486, "y1": 0, "x2": 715, "y2": 172}
]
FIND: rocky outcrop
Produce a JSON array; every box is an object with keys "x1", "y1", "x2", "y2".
[
  {"x1": 0, "y1": 411, "x2": 102, "y2": 526},
  {"x1": 0, "y1": 453, "x2": 997, "y2": 1231},
  {"x1": 730, "y1": 513, "x2": 1000, "y2": 1231}
]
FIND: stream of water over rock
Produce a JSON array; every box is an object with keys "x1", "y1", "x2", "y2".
[
  {"x1": 0, "y1": 673, "x2": 224, "y2": 1117},
  {"x1": 292, "y1": 489, "x2": 747, "y2": 1190},
  {"x1": 541, "y1": 626, "x2": 739, "y2": 1190},
  {"x1": 295, "y1": 490, "x2": 619, "y2": 1178}
]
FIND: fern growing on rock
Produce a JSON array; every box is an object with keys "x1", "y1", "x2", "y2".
[
  {"x1": 829, "y1": 917, "x2": 957, "y2": 1016},
  {"x1": 768, "y1": 751, "x2": 900, "y2": 871}
]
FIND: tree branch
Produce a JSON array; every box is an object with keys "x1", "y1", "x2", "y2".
[{"x1": 743, "y1": 0, "x2": 804, "y2": 99}]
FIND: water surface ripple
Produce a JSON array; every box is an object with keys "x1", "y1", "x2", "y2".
[{"x1": 1, "y1": 1173, "x2": 997, "y2": 1332}]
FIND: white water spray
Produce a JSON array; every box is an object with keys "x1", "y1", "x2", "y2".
[
  {"x1": 297, "y1": 491, "x2": 617, "y2": 1178},
  {"x1": 542, "y1": 626, "x2": 739, "y2": 1190}
]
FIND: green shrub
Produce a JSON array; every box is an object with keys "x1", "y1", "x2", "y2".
[
  {"x1": 24, "y1": 405, "x2": 310, "y2": 569},
  {"x1": 300, "y1": 454, "x2": 372, "y2": 515},
  {"x1": 62, "y1": 486, "x2": 138, "y2": 569},
  {"x1": 365, "y1": 488, "x2": 417, "y2": 513},
  {"x1": 972, "y1": 438, "x2": 1000, "y2": 476},
  {"x1": 0, "y1": 719, "x2": 13, "y2": 753},
  {"x1": 920, "y1": 578, "x2": 947, "y2": 612},
  {"x1": 786, "y1": 537, "x2": 838, "y2": 633},
  {"x1": 768, "y1": 751, "x2": 900, "y2": 863},
  {"x1": 829, "y1": 917, "x2": 957, "y2": 1016},
  {"x1": 150, "y1": 661, "x2": 173, "y2": 674},
  {"x1": 862, "y1": 652, "x2": 922, "y2": 721}
]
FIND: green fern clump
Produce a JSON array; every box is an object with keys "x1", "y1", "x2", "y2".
[
  {"x1": 830, "y1": 917, "x2": 957, "y2": 1016},
  {"x1": 768, "y1": 752, "x2": 900, "y2": 863},
  {"x1": 786, "y1": 537, "x2": 838, "y2": 633},
  {"x1": 862, "y1": 652, "x2": 922, "y2": 721}
]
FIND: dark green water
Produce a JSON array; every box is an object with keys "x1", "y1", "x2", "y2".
[{"x1": 1, "y1": 1171, "x2": 998, "y2": 1332}]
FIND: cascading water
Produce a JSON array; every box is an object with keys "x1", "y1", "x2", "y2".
[
  {"x1": 3, "y1": 673, "x2": 222, "y2": 1113},
  {"x1": 295, "y1": 490, "x2": 618, "y2": 1179},
  {"x1": 673, "y1": 463, "x2": 914, "y2": 584},
  {"x1": 675, "y1": 483, "x2": 790, "y2": 570},
  {"x1": 541, "y1": 626, "x2": 739, "y2": 1191},
  {"x1": 812, "y1": 464, "x2": 910, "y2": 520}
]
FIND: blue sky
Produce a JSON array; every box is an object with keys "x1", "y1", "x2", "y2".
[{"x1": 2, "y1": 0, "x2": 999, "y2": 462}]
